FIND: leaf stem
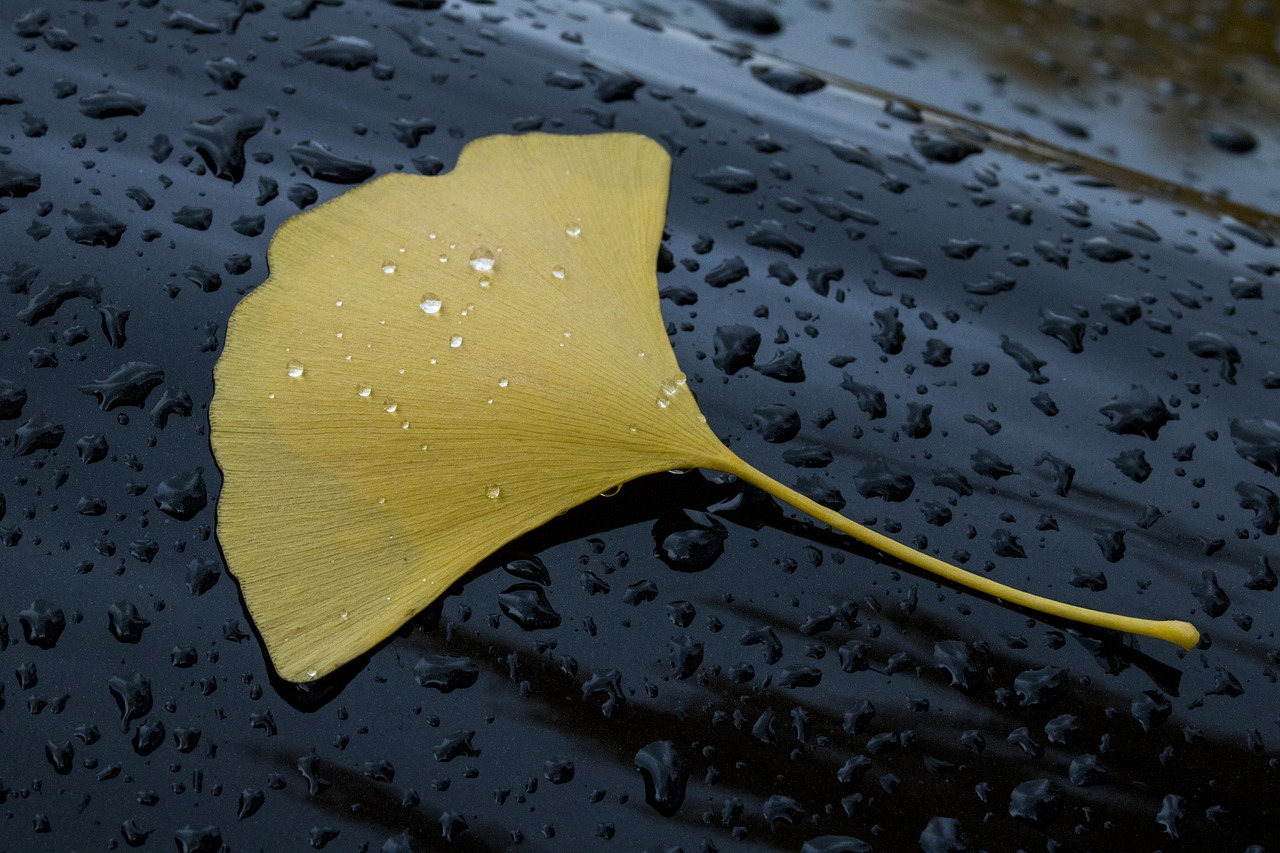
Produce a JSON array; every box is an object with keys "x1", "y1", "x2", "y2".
[{"x1": 716, "y1": 454, "x2": 1200, "y2": 651}]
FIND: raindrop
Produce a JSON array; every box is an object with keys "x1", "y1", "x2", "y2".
[
  {"x1": 357, "y1": 385, "x2": 372, "y2": 397},
  {"x1": 414, "y1": 654, "x2": 479, "y2": 692},
  {"x1": 551, "y1": 265, "x2": 567, "y2": 280},
  {"x1": 420, "y1": 294, "x2": 442, "y2": 314},
  {"x1": 382, "y1": 263, "x2": 396, "y2": 275},
  {"x1": 635, "y1": 741, "x2": 688, "y2": 816},
  {"x1": 497, "y1": 583, "x2": 562, "y2": 630},
  {"x1": 498, "y1": 378, "x2": 509, "y2": 388},
  {"x1": 287, "y1": 362, "x2": 304, "y2": 378},
  {"x1": 469, "y1": 247, "x2": 495, "y2": 271},
  {"x1": 450, "y1": 335, "x2": 463, "y2": 348},
  {"x1": 20, "y1": 600, "x2": 66, "y2": 649},
  {"x1": 383, "y1": 401, "x2": 398, "y2": 413},
  {"x1": 566, "y1": 219, "x2": 582, "y2": 237}
]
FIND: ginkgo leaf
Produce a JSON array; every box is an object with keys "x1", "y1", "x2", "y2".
[{"x1": 211, "y1": 133, "x2": 1198, "y2": 682}]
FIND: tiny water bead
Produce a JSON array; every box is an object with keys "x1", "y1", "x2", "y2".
[
  {"x1": 419, "y1": 294, "x2": 442, "y2": 314},
  {"x1": 357, "y1": 384, "x2": 372, "y2": 397},
  {"x1": 383, "y1": 400, "x2": 398, "y2": 413},
  {"x1": 382, "y1": 263, "x2": 396, "y2": 275},
  {"x1": 485, "y1": 484, "x2": 501, "y2": 499},
  {"x1": 660, "y1": 374, "x2": 687, "y2": 397},
  {"x1": 498, "y1": 378, "x2": 509, "y2": 388},
  {"x1": 565, "y1": 218, "x2": 582, "y2": 237},
  {"x1": 286, "y1": 362, "x2": 304, "y2": 378},
  {"x1": 469, "y1": 246, "x2": 495, "y2": 271},
  {"x1": 450, "y1": 335, "x2": 463, "y2": 348},
  {"x1": 551, "y1": 265, "x2": 566, "y2": 279}
]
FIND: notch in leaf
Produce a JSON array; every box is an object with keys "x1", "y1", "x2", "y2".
[{"x1": 211, "y1": 133, "x2": 1198, "y2": 682}]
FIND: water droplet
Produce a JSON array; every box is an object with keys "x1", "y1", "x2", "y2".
[
  {"x1": 485, "y1": 484, "x2": 501, "y2": 499},
  {"x1": 335, "y1": 300, "x2": 343, "y2": 307},
  {"x1": 469, "y1": 246, "x2": 495, "y2": 271},
  {"x1": 267, "y1": 393, "x2": 275, "y2": 399},
  {"x1": 497, "y1": 378, "x2": 509, "y2": 388},
  {"x1": 450, "y1": 335, "x2": 463, "y2": 348},
  {"x1": 478, "y1": 278, "x2": 491, "y2": 288},
  {"x1": 628, "y1": 424, "x2": 638, "y2": 433},
  {"x1": 637, "y1": 351, "x2": 646, "y2": 358},
  {"x1": 287, "y1": 362, "x2": 304, "y2": 378},
  {"x1": 656, "y1": 398, "x2": 670, "y2": 409},
  {"x1": 306, "y1": 669, "x2": 318, "y2": 680},
  {"x1": 377, "y1": 497, "x2": 386, "y2": 505},
  {"x1": 382, "y1": 263, "x2": 396, "y2": 275},
  {"x1": 401, "y1": 421, "x2": 410, "y2": 429},
  {"x1": 383, "y1": 400, "x2": 397, "y2": 413},
  {"x1": 438, "y1": 254, "x2": 448, "y2": 263},
  {"x1": 357, "y1": 384, "x2": 371, "y2": 397},
  {"x1": 339, "y1": 611, "x2": 349, "y2": 620},
  {"x1": 566, "y1": 219, "x2": 582, "y2": 237},
  {"x1": 419, "y1": 294, "x2": 442, "y2": 314},
  {"x1": 551, "y1": 265, "x2": 566, "y2": 280},
  {"x1": 600, "y1": 485, "x2": 622, "y2": 497}
]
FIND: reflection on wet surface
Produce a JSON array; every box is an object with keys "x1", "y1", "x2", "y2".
[{"x1": 621, "y1": 0, "x2": 1280, "y2": 215}]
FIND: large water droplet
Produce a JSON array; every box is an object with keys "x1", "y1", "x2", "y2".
[
  {"x1": 450, "y1": 335, "x2": 463, "y2": 348},
  {"x1": 565, "y1": 219, "x2": 582, "y2": 237},
  {"x1": 357, "y1": 384, "x2": 371, "y2": 398},
  {"x1": 635, "y1": 741, "x2": 688, "y2": 816},
  {"x1": 419, "y1": 294, "x2": 442, "y2": 314},
  {"x1": 469, "y1": 246, "x2": 495, "y2": 271},
  {"x1": 286, "y1": 362, "x2": 304, "y2": 378}
]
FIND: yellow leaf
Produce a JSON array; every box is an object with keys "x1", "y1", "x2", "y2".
[{"x1": 211, "y1": 133, "x2": 1198, "y2": 682}]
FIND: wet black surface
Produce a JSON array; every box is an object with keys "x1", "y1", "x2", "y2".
[{"x1": 1, "y1": 1, "x2": 1278, "y2": 851}]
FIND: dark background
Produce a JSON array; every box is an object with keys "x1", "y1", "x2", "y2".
[{"x1": 1, "y1": 1, "x2": 1277, "y2": 851}]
